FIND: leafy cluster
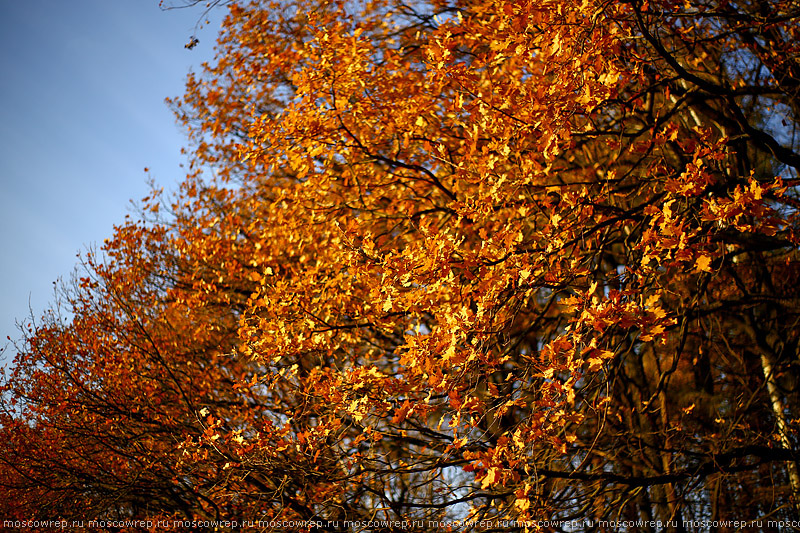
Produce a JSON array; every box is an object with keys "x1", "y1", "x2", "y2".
[{"x1": 3, "y1": 0, "x2": 800, "y2": 529}]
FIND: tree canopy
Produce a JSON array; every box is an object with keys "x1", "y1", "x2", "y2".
[{"x1": 3, "y1": 0, "x2": 800, "y2": 529}]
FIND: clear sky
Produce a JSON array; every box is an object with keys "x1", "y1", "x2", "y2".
[{"x1": 0, "y1": 2, "x2": 225, "y2": 362}]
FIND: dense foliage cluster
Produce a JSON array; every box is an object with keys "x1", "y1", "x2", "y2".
[{"x1": 3, "y1": 0, "x2": 800, "y2": 529}]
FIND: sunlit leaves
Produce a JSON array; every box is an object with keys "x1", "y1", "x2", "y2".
[{"x1": 3, "y1": 0, "x2": 800, "y2": 526}]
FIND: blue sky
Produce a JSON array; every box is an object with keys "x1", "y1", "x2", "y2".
[{"x1": 0, "y1": 2, "x2": 224, "y2": 361}]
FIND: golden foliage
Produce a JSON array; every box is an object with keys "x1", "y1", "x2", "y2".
[{"x1": 3, "y1": 0, "x2": 800, "y2": 527}]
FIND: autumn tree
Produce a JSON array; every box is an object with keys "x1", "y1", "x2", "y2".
[{"x1": 3, "y1": 0, "x2": 800, "y2": 529}]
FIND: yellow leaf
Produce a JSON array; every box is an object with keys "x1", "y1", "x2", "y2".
[
  {"x1": 695, "y1": 255, "x2": 712, "y2": 273},
  {"x1": 481, "y1": 467, "x2": 499, "y2": 489},
  {"x1": 645, "y1": 294, "x2": 661, "y2": 308},
  {"x1": 587, "y1": 357, "x2": 603, "y2": 372}
]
